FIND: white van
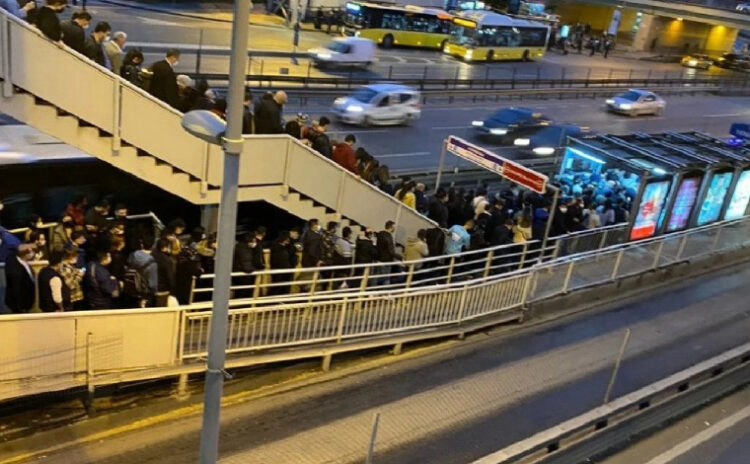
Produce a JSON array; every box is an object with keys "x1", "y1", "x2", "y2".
[{"x1": 308, "y1": 37, "x2": 377, "y2": 67}]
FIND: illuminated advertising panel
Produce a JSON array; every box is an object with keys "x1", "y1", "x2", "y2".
[
  {"x1": 666, "y1": 176, "x2": 701, "y2": 232},
  {"x1": 724, "y1": 170, "x2": 750, "y2": 220},
  {"x1": 697, "y1": 171, "x2": 733, "y2": 225},
  {"x1": 631, "y1": 181, "x2": 670, "y2": 240}
]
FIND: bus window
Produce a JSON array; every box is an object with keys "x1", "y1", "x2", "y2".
[
  {"x1": 519, "y1": 27, "x2": 547, "y2": 47},
  {"x1": 382, "y1": 12, "x2": 406, "y2": 30}
]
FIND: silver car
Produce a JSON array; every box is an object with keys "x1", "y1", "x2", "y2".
[
  {"x1": 332, "y1": 84, "x2": 421, "y2": 126},
  {"x1": 605, "y1": 89, "x2": 666, "y2": 117}
]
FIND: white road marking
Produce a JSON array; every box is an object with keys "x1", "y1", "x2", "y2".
[
  {"x1": 706, "y1": 112, "x2": 747, "y2": 118},
  {"x1": 644, "y1": 403, "x2": 750, "y2": 464},
  {"x1": 378, "y1": 151, "x2": 431, "y2": 158},
  {"x1": 430, "y1": 125, "x2": 473, "y2": 130},
  {"x1": 138, "y1": 17, "x2": 179, "y2": 26}
]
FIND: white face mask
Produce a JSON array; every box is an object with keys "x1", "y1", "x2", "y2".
[{"x1": 172, "y1": 60, "x2": 179, "y2": 67}]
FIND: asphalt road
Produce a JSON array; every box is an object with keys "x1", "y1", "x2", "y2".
[
  {"x1": 79, "y1": 1, "x2": 741, "y2": 81},
  {"x1": 21, "y1": 262, "x2": 750, "y2": 464},
  {"x1": 601, "y1": 387, "x2": 750, "y2": 464},
  {"x1": 288, "y1": 95, "x2": 750, "y2": 174}
]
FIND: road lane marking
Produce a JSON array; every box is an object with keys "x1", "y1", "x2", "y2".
[
  {"x1": 139, "y1": 17, "x2": 179, "y2": 26},
  {"x1": 644, "y1": 403, "x2": 750, "y2": 464},
  {"x1": 431, "y1": 125, "x2": 473, "y2": 130},
  {"x1": 378, "y1": 151, "x2": 431, "y2": 158},
  {"x1": 706, "y1": 112, "x2": 747, "y2": 118}
]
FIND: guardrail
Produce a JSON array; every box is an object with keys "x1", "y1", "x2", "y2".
[
  {"x1": 188, "y1": 224, "x2": 628, "y2": 304},
  {"x1": 472, "y1": 341, "x2": 750, "y2": 464},
  {"x1": 1, "y1": 216, "x2": 747, "y2": 402}
]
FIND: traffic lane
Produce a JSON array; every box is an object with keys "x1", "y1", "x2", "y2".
[
  {"x1": 602, "y1": 388, "x2": 750, "y2": 464},
  {"x1": 313, "y1": 95, "x2": 750, "y2": 173},
  {"x1": 29, "y1": 263, "x2": 750, "y2": 464},
  {"x1": 76, "y1": 2, "x2": 330, "y2": 51}
]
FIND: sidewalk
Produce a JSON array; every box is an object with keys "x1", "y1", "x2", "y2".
[{"x1": 93, "y1": 0, "x2": 319, "y2": 30}]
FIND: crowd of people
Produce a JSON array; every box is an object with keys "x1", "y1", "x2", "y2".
[{"x1": 0, "y1": 194, "x2": 217, "y2": 313}]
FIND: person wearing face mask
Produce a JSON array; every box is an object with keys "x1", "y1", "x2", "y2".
[
  {"x1": 83, "y1": 21, "x2": 112, "y2": 69},
  {"x1": 35, "y1": 0, "x2": 67, "y2": 43},
  {"x1": 551, "y1": 202, "x2": 570, "y2": 238},
  {"x1": 149, "y1": 49, "x2": 181, "y2": 109},
  {"x1": 61, "y1": 10, "x2": 91, "y2": 54},
  {"x1": 85, "y1": 251, "x2": 121, "y2": 310},
  {"x1": 4, "y1": 244, "x2": 37, "y2": 313}
]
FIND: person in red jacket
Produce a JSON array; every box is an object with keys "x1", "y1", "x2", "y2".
[{"x1": 332, "y1": 134, "x2": 358, "y2": 174}]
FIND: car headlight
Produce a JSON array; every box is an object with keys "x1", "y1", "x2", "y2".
[
  {"x1": 345, "y1": 105, "x2": 364, "y2": 113},
  {"x1": 334, "y1": 97, "x2": 345, "y2": 105},
  {"x1": 490, "y1": 128, "x2": 508, "y2": 135},
  {"x1": 472, "y1": 120, "x2": 484, "y2": 127},
  {"x1": 605, "y1": 99, "x2": 615, "y2": 105},
  {"x1": 533, "y1": 147, "x2": 555, "y2": 156},
  {"x1": 688, "y1": 60, "x2": 697, "y2": 66},
  {"x1": 514, "y1": 138, "x2": 530, "y2": 146},
  {"x1": 317, "y1": 52, "x2": 332, "y2": 60},
  {"x1": 619, "y1": 103, "x2": 632, "y2": 110},
  {"x1": 465, "y1": 50, "x2": 473, "y2": 60}
]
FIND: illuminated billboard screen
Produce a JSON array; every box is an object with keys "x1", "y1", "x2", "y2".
[
  {"x1": 631, "y1": 181, "x2": 670, "y2": 240},
  {"x1": 666, "y1": 177, "x2": 701, "y2": 232},
  {"x1": 724, "y1": 170, "x2": 750, "y2": 220},
  {"x1": 697, "y1": 171, "x2": 733, "y2": 225}
]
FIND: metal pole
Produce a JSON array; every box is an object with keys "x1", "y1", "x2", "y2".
[
  {"x1": 291, "y1": 0, "x2": 300, "y2": 65},
  {"x1": 540, "y1": 186, "x2": 559, "y2": 260},
  {"x1": 196, "y1": 29, "x2": 205, "y2": 76},
  {"x1": 198, "y1": 0, "x2": 251, "y2": 462},
  {"x1": 603, "y1": 328, "x2": 632, "y2": 404},
  {"x1": 435, "y1": 140, "x2": 448, "y2": 192},
  {"x1": 365, "y1": 412, "x2": 381, "y2": 464}
]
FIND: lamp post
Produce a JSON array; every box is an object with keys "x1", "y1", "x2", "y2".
[{"x1": 180, "y1": 0, "x2": 251, "y2": 462}]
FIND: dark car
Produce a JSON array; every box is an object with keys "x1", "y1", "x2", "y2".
[
  {"x1": 472, "y1": 107, "x2": 551, "y2": 140},
  {"x1": 508, "y1": 124, "x2": 590, "y2": 155},
  {"x1": 714, "y1": 53, "x2": 750, "y2": 71}
]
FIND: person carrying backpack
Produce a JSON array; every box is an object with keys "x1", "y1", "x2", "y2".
[{"x1": 125, "y1": 236, "x2": 158, "y2": 307}]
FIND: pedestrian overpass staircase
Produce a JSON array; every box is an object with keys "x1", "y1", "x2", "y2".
[{"x1": 0, "y1": 10, "x2": 435, "y2": 242}]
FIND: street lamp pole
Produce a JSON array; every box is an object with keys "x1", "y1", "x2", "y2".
[{"x1": 197, "y1": 0, "x2": 251, "y2": 462}]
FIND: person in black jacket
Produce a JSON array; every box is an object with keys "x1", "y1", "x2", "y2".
[
  {"x1": 427, "y1": 189, "x2": 449, "y2": 228},
  {"x1": 84, "y1": 251, "x2": 120, "y2": 310},
  {"x1": 306, "y1": 117, "x2": 332, "y2": 158},
  {"x1": 153, "y1": 238, "x2": 176, "y2": 297},
  {"x1": 375, "y1": 221, "x2": 401, "y2": 286},
  {"x1": 61, "y1": 10, "x2": 90, "y2": 54},
  {"x1": 269, "y1": 231, "x2": 292, "y2": 295},
  {"x1": 35, "y1": 0, "x2": 67, "y2": 43},
  {"x1": 83, "y1": 21, "x2": 112, "y2": 69},
  {"x1": 38, "y1": 250, "x2": 70, "y2": 312},
  {"x1": 148, "y1": 49, "x2": 181, "y2": 109},
  {"x1": 4, "y1": 244, "x2": 36, "y2": 313},
  {"x1": 250, "y1": 226, "x2": 267, "y2": 271},
  {"x1": 354, "y1": 228, "x2": 377, "y2": 288},
  {"x1": 300, "y1": 219, "x2": 322, "y2": 268},
  {"x1": 254, "y1": 91, "x2": 287, "y2": 134},
  {"x1": 232, "y1": 233, "x2": 257, "y2": 298}
]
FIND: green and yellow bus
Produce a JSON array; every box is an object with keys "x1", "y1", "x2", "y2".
[
  {"x1": 443, "y1": 11, "x2": 550, "y2": 62},
  {"x1": 343, "y1": 2, "x2": 454, "y2": 50}
]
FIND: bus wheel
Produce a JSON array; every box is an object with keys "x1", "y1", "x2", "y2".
[
  {"x1": 440, "y1": 39, "x2": 447, "y2": 51},
  {"x1": 382, "y1": 34, "x2": 394, "y2": 49},
  {"x1": 522, "y1": 50, "x2": 530, "y2": 62},
  {"x1": 487, "y1": 50, "x2": 495, "y2": 62}
]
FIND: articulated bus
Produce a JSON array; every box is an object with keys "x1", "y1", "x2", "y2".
[
  {"x1": 343, "y1": 2, "x2": 454, "y2": 50},
  {"x1": 443, "y1": 10, "x2": 550, "y2": 62}
]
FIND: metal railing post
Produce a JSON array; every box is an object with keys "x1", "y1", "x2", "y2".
[
  {"x1": 455, "y1": 284, "x2": 469, "y2": 323},
  {"x1": 86, "y1": 332, "x2": 95, "y2": 400},
  {"x1": 711, "y1": 227, "x2": 723, "y2": 252},
  {"x1": 335, "y1": 170, "x2": 346, "y2": 220},
  {"x1": 482, "y1": 250, "x2": 494, "y2": 278},
  {"x1": 335, "y1": 297, "x2": 348, "y2": 344},
  {"x1": 651, "y1": 240, "x2": 665, "y2": 269},
  {"x1": 518, "y1": 242, "x2": 528, "y2": 269},
  {"x1": 188, "y1": 276, "x2": 197, "y2": 304},
  {"x1": 675, "y1": 234, "x2": 689, "y2": 260},
  {"x1": 446, "y1": 256, "x2": 456, "y2": 284},
  {"x1": 1, "y1": 15, "x2": 12, "y2": 98},
  {"x1": 112, "y1": 82, "x2": 122, "y2": 153},
  {"x1": 610, "y1": 249, "x2": 624, "y2": 281},
  {"x1": 598, "y1": 229, "x2": 609, "y2": 250},
  {"x1": 405, "y1": 263, "x2": 415, "y2": 288},
  {"x1": 252, "y1": 274, "x2": 262, "y2": 300},
  {"x1": 562, "y1": 260, "x2": 575, "y2": 293}
]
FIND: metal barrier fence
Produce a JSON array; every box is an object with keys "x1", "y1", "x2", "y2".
[
  {"x1": 0, "y1": 216, "x2": 747, "y2": 402},
  {"x1": 189, "y1": 224, "x2": 628, "y2": 304}
]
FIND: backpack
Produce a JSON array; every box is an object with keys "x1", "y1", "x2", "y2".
[{"x1": 122, "y1": 258, "x2": 153, "y2": 299}]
